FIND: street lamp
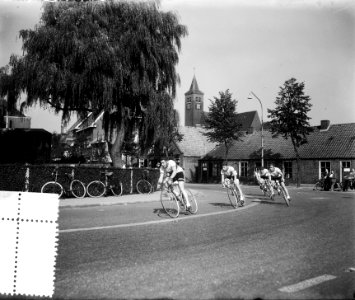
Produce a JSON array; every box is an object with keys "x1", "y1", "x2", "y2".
[{"x1": 248, "y1": 91, "x2": 264, "y2": 168}]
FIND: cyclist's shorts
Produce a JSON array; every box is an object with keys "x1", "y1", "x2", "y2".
[
  {"x1": 271, "y1": 175, "x2": 284, "y2": 182},
  {"x1": 260, "y1": 175, "x2": 269, "y2": 179},
  {"x1": 225, "y1": 175, "x2": 236, "y2": 181},
  {"x1": 172, "y1": 171, "x2": 185, "y2": 182}
]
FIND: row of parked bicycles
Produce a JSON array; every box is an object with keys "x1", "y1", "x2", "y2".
[{"x1": 40, "y1": 167, "x2": 154, "y2": 198}]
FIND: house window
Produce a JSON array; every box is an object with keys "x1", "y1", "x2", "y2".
[
  {"x1": 342, "y1": 161, "x2": 351, "y2": 169},
  {"x1": 196, "y1": 103, "x2": 201, "y2": 110},
  {"x1": 320, "y1": 161, "x2": 331, "y2": 178},
  {"x1": 212, "y1": 163, "x2": 219, "y2": 177},
  {"x1": 196, "y1": 97, "x2": 201, "y2": 102},
  {"x1": 240, "y1": 161, "x2": 248, "y2": 177},
  {"x1": 186, "y1": 103, "x2": 191, "y2": 110},
  {"x1": 284, "y1": 161, "x2": 292, "y2": 179}
]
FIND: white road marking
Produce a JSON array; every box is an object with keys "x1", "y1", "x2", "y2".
[
  {"x1": 278, "y1": 275, "x2": 337, "y2": 293},
  {"x1": 59, "y1": 202, "x2": 259, "y2": 233}
]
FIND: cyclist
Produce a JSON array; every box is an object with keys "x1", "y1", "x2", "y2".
[
  {"x1": 221, "y1": 163, "x2": 245, "y2": 205},
  {"x1": 157, "y1": 158, "x2": 192, "y2": 211},
  {"x1": 268, "y1": 164, "x2": 291, "y2": 200},
  {"x1": 255, "y1": 168, "x2": 272, "y2": 192}
]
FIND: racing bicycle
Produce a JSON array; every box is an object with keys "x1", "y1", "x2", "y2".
[
  {"x1": 160, "y1": 182, "x2": 198, "y2": 218},
  {"x1": 41, "y1": 167, "x2": 86, "y2": 198},
  {"x1": 86, "y1": 170, "x2": 123, "y2": 197},
  {"x1": 271, "y1": 179, "x2": 290, "y2": 206},
  {"x1": 223, "y1": 179, "x2": 244, "y2": 208}
]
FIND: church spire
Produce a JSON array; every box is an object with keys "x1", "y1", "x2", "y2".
[{"x1": 185, "y1": 75, "x2": 204, "y2": 96}]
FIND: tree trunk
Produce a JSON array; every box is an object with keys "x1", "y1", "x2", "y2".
[
  {"x1": 292, "y1": 141, "x2": 301, "y2": 187},
  {"x1": 110, "y1": 116, "x2": 126, "y2": 168}
]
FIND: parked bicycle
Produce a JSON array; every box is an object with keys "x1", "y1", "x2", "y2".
[
  {"x1": 223, "y1": 178, "x2": 244, "y2": 208},
  {"x1": 136, "y1": 170, "x2": 154, "y2": 194},
  {"x1": 160, "y1": 182, "x2": 198, "y2": 218},
  {"x1": 41, "y1": 167, "x2": 86, "y2": 198},
  {"x1": 86, "y1": 170, "x2": 123, "y2": 197},
  {"x1": 313, "y1": 178, "x2": 342, "y2": 191}
]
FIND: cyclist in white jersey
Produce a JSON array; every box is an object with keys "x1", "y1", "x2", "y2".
[
  {"x1": 221, "y1": 163, "x2": 245, "y2": 204},
  {"x1": 157, "y1": 159, "x2": 191, "y2": 210},
  {"x1": 268, "y1": 164, "x2": 291, "y2": 200}
]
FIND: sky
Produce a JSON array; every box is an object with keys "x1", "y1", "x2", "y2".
[{"x1": 0, "y1": 0, "x2": 354, "y2": 133}]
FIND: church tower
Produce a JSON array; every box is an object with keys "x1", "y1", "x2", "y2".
[{"x1": 184, "y1": 75, "x2": 204, "y2": 127}]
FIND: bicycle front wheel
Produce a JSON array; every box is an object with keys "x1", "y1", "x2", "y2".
[
  {"x1": 227, "y1": 186, "x2": 239, "y2": 208},
  {"x1": 136, "y1": 179, "x2": 153, "y2": 194},
  {"x1": 314, "y1": 182, "x2": 322, "y2": 191},
  {"x1": 184, "y1": 188, "x2": 198, "y2": 214},
  {"x1": 160, "y1": 187, "x2": 180, "y2": 218},
  {"x1": 87, "y1": 181, "x2": 105, "y2": 197},
  {"x1": 70, "y1": 180, "x2": 86, "y2": 198},
  {"x1": 110, "y1": 181, "x2": 123, "y2": 196},
  {"x1": 41, "y1": 181, "x2": 64, "y2": 198},
  {"x1": 280, "y1": 186, "x2": 290, "y2": 207}
]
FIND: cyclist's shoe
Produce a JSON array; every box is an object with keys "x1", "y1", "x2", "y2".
[
  {"x1": 239, "y1": 199, "x2": 245, "y2": 207},
  {"x1": 186, "y1": 205, "x2": 192, "y2": 213}
]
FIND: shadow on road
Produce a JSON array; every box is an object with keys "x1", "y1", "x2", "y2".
[
  {"x1": 252, "y1": 199, "x2": 285, "y2": 206},
  {"x1": 209, "y1": 202, "x2": 234, "y2": 208}
]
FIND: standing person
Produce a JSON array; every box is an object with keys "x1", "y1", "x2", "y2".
[
  {"x1": 343, "y1": 168, "x2": 355, "y2": 191},
  {"x1": 268, "y1": 164, "x2": 291, "y2": 200},
  {"x1": 323, "y1": 169, "x2": 330, "y2": 191},
  {"x1": 221, "y1": 162, "x2": 245, "y2": 205},
  {"x1": 157, "y1": 158, "x2": 192, "y2": 211}
]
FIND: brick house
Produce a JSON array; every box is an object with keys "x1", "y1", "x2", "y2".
[{"x1": 198, "y1": 120, "x2": 355, "y2": 184}]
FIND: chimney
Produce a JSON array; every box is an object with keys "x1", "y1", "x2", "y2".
[{"x1": 320, "y1": 120, "x2": 330, "y2": 130}]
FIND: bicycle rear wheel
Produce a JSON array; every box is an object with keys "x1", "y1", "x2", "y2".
[
  {"x1": 41, "y1": 181, "x2": 63, "y2": 198},
  {"x1": 160, "y1": 187, "x2": 180, "y2": 218},
  {"x1": 70, "y1": 180, "x2": 86, "y2": 198},
  {"x1": 136, "y1": 179, "x2": 153, "y2": 194},
  {"x1": 227, "y1": 186, "x2": 239, "y2": 208},
  {"x1": 87, "y1": 181, "x2": 105, "y2": 197},
  {"x1": 184, "y1": 188, "x2": 198, "y2": 214},
  {"x1": 110, "y1": 181, "x2": 123, "y2": 196}
]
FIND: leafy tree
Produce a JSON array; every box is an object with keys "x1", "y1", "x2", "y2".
[
  {"x1": 267, "y1": 78, "x2": 313, "y2": 187},
  {"x1": 0, "y1": 0, "x2": 187, "y2": 167},
  {"x1": 203, "y1": 89, "x2": 243, "y2": 161}
]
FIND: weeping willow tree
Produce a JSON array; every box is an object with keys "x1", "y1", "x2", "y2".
[{"x1": 0, "y1": 0, "x2": 187, "y2": 167}]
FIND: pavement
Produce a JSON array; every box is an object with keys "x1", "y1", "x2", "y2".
[{"x1": 59, "y1": 183, "x2": 355, "y2": 208}]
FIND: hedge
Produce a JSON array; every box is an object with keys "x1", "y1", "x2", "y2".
[{"x1": 0, "y1": 164, "x2": 160, "y2": 197}]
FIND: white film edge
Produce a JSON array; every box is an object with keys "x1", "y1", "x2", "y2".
[{"x1": 0, "y1": 191, "x2": 59, "y2": 297}]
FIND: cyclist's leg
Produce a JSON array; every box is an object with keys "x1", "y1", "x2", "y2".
[
  {"x1": 234, "y1": 178, "x2": 244, "y2": 201},
  {"x1": 280, "y1": 179, "x2": 291, "y2": 199},
  {"x1": 177, "y1": 179, "x2": 191, "y2": 208}
]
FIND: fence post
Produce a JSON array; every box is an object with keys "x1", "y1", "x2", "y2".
[{"x1": 24, "y1": 165, "x2": 30, "y2": 192}]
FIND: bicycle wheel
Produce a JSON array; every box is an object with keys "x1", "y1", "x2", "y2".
[
  {"x1": 184, "y1": 188, "x2": 198, "y2": 214},
  {"x1": 41, "y1": 181, "x2": 63, "y2": 198},
  {"x1": 227, "y1": 186, "x2": 239, "y2": 208},
  {"x1": 280, "y1": 186, "x2": 290, "y2": 207},
  {"x1": 110, "y1": 181, "x2": 123, "y2": 196},
  {"x1": 136, "y1": 179, "x2": 153, "y2": 194},
  {"x1": 87, "y1": 181, "x2": 105, "y2": 197},
  {"x1": 70, "y1": 180, "x2": 86, "y2": 198},
  {"x1": 314, "y1": 182, "x2": 322, "y2": 191},
  {"x1": 160, "y1": 187, "x2": 180, "y2": 218}
]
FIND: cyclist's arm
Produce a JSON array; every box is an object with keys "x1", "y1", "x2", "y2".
[
  {"x1": 157, "y1": 167, "x2": 165, "y2": 185},
  {"x1": 170, "y1": 164, "x2": 178, "y2": 181},
  {"x1": 221, "y1": 173, "x2": 225, "y2": 185}
]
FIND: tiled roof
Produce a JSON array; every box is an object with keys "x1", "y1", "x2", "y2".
[
  {"x1": 184, "y1": 75, "x2": 204, "y2": 96},
  {"x1": 202, "y1": 123, "x2": 355, "y2": 160},
  {"x1": 176, "y1": 126, "x2": 217, "y2": 157},
  {"x1": 236, "y1": 110, "x2": 260, "y2": 131}
]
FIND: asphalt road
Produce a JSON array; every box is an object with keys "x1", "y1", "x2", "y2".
[{"x1": 54, "y1": 184, "x2": 355, "y2": 299}]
